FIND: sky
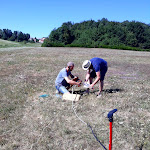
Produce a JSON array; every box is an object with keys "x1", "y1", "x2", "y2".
[{"x1": 0, "y1": 0, "x2": 150, "y2": 39}]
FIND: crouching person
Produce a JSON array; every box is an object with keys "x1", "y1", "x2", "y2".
[{"x1": 55, "y1": 62, "x2": 82, "y2": 95}]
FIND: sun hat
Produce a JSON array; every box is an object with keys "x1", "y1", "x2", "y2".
[
  {"x1": 82, "y1": 60, "x2": 91, "y2": 70},
  {"x1": 67, "y1": 62, "x2": 74, "y2": 67}
]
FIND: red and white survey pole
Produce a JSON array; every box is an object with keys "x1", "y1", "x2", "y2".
[{"x1": 107, "y1": 109, "x2": 117, "y2": 150}]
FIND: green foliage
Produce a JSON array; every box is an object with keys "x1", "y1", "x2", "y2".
[
  {"x1": 43, "y1": 19, "x2": 150, "y2": 51},
  {"x1": 0, "y1": 29, "x2": 2, "y2": 38},
  {"x1": 0, "y1": 28, "x2": 30, "y2": 42},
  {"x1": 41, "y1": 38, "x2": 64, "y2": 47}
]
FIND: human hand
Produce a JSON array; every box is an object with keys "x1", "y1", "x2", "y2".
[
  {"x1": 77, "y1": 79, "x2": 82, "y2": 87},
  {"x1": 77, "y1": 82, "x2": 81, "y2": 87},
  {"x1": 89, "y1": 84, "x2": 94, "y2": 90},
  {"x1": 73, "y1": 76, "x2": 78, "y2": 81}
]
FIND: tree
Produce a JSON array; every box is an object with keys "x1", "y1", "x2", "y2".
[
  {"x1": 26, "y1": 34, "x2": 30, "y2": 41},
  {"x1": 43, "y1": 18, "x2": 150, "y2": 50},
  {"x1": 126, "y1": 32, "x2": 138, "y2": 47},
  {"x1": 60, "y1": 23, "x2": 74, "y2": 45},
  {"x1": 2, "y1": 29, "x2": 12, "y2": 40},
  {"x1": 17, "y1": 32, "x2": 24, "y2": 42},
  {"x1": 49, "y1": 28, "x2": 61, "y2": 42},
  {"x1": 0, "y1": 29, "x2": 2, "y2": 38},
  {"x1": 2, "y1": 29, "x2": 7, "y2": 40}
]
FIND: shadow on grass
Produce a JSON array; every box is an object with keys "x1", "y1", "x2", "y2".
[
  {"x1": 104, "y1": 88, "x2": 124, "y2": 93},
  {"x1": 69, "y1": 89, "x2": 86, "y2": 95},
  {"x1": 69, "y1": 88, "x2": 124, "y2": 95}
]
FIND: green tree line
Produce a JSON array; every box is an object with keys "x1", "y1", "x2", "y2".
[
  {"x1": 42, "y1": 18, "x2": 150, "y2": 51},
  {"x1": 0, "y1": 29, "x2": 30, "y2": 42}
]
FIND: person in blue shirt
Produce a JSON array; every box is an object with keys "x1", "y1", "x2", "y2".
[
  {"x1": 55, "y1": 62, "x2": 81, "y2": 94},
  {"x1": 82, "y1": 57, "x2": 108, "y2": 97}
]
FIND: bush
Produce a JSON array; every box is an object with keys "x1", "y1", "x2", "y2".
[{"x1": 41, "y1": 40, "x2": 64, "y2": 47}]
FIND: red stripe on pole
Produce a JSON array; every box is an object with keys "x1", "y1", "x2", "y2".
[{"x1": 109, "y1": 122, "x2": 112, "y2": 150}]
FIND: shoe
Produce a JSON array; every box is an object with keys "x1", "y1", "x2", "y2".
[
  {"x1": 55, "y1": 90, "x2": 59, "y2": 94},
  {"x1": 55, "y1": 94, "x2": 62, "y2": 99},
  {"x1": 97, "y1": 93, "x2": 101, "y2": 98}
]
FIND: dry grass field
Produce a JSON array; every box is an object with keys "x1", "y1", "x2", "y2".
[{"x1": 0, "y1": 47, "x2": 150, "y2": 150}]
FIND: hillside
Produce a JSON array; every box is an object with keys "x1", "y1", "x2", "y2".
[
  {"x1": 0, "y1": 39, "x2": 41, "y2": 48},
  {"x1": 0, "y1": 39, "x2": 19, "y2": 47},
  {"x1": 43, "y1": 19, "x2": 150, "y2": 51}
]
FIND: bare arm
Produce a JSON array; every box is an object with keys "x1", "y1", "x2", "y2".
[
  {"x1": 90, "y1": 71, "x2": 100, "y2": 88},
  {"x1": 85, "y1": 69, "x2": 90, "y2": 82},
  {"x1": 69, "y1": 73, "x2": 74, "y2": 79},
  {"x1": 64, "y1": 77, "x2": 81, "y2": 86}
]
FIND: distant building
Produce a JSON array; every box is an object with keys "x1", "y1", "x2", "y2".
[
  {"x1": 39, "y1": 37, "x2": 46, "y2": 43},
  {"x1": 29, "y1": 38, "x2": 37, "y2": 42},
  {"x1": 29, "y1": 37, "x2": 46, "y2": 43}
]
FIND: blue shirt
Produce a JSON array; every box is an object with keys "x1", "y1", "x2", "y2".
[
  {"x1": 55, "y1": 68, "x2": 71, "y2": 86},
  {"x1": 90, "y1": 57, "x2": 107, "y2": 72}
]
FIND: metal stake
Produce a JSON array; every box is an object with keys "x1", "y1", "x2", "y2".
[{"x1": 107, "y1": 109, "x2": 117, "y2": 150}]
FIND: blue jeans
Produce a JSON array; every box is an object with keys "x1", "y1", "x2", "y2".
[{"x1": 55, "y1": 85, "x2": 69, "y2": 94}]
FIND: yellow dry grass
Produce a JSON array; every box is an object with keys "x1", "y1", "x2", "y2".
[{"x1": 0, "y1": 47, "x2": 150, "y2": 150}]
